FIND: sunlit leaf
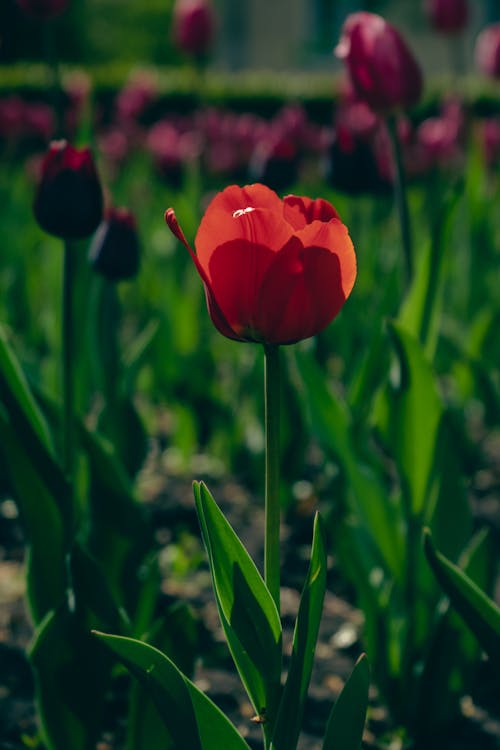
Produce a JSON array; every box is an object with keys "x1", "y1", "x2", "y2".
[
  {"x1": 194, "y1": 481, "x2": 282, "y2": 726},
  {"x1": 272, "y1": 513, "x2": 327, "y2": 750},
  {"x1": 95, "y1": 632, "x2": 251, "y2": 750},
  {"x1": 424, "y1": 530, "x2": 500, "y2": 665},
  {"x1": 373, "y1": 321, "x2": 443, "y2": 517},
  {"x1": 322, "y1": 654, "x2": 370, "y2": 750}
]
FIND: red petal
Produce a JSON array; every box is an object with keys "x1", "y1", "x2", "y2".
[
  {"x1": 253, "y1": 221, "x2": 356, "y2": 344},
  {"x1": 165, "y1": 208, "x2": 240, "y2": 340},
  {"x1": 253, "y1": 237, "x2": 351, "y2": 344},
  {"x1": 206, "y1": 238, "x2": 276, "y2": 340},
  {"x1": 283, "y1": 195, "x2": 341, "y2": 229},
  {"x1": 294, "y1": 219, "x2": 356, "y2": 299},
  {"x1": 195, "y1": 184, "x2": 287, "y2": 267}
]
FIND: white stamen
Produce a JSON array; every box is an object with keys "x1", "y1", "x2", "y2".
[{"x1": 233, "y1": 207, "x2": 255, "y2": 218}]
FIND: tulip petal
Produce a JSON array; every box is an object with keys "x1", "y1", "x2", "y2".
[
  {"x1": 195, "y1": 185, "x2": 288, "y2": 266},
  {"x1": 283, "y1": 195, "x2": 341, "y2": 229},
  {"x1": 206, "y1": 238, "x2": 277, "y2": 341},
  {"x1": 294, "y1": 220, "x2": 357, "y2": 299},
  {"x1": 165, "y1": 208, "x2": 241, "y2": 341},
  {"x1": 255, "y1": 229, "x2": 356, "y2": 344}
]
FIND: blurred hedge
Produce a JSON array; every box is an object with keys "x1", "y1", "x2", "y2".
[{"x1": 0, "y1": 63, "x2": 500, "y2": 123}]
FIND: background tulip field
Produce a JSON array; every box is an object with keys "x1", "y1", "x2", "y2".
[{"x1": 1, "y1": 1, "x2": 500, "y2": 749}]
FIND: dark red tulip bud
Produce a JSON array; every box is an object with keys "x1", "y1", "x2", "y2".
[
  {"x1": 335, "y1": 12, "x2": 423, "y2": 114},
  {"x1": 172, "y1": 0, "x2": 215, "y2": 57},
  {"x1": 16, "y1": 0, "x2": 69, "y2": 20},
  {"x1": 425, "y1": 0, "x2": 468, "y2": 33},
  {"x1": 89, "y1": 208, "x2": 140, "y2": 282},
  {"x1": 34, "y1": 140, "x2": 103, "y2": 239},
  {"x1": 475, "y1": 24, "x2": 500, "y2": 79}
]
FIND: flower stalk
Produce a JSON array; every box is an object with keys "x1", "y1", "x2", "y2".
[
  {"x1": 62, "y1": 239, "x2": 75, "y2": 486},
  {"x1": 264, "y1": 343, "x2": 281, "y2": 615}
]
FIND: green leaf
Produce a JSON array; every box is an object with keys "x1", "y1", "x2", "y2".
[
  {"x1": 416, "y1": 529, "x2": 493, "y2": 736},
  {"x1": 127, "y1": 602, "x2": 198, "y2": 750},
  {"x1": 0, "y1": 327, "x2": 71, "y2": 521},
  {"x1": 373, "y1": 321, "x2": 443, "y2": 517},
  {"x1": 272, "y1": 513, "x2": 327, "y2": 750},
  {"x1": 294, "y1": 349, "x2": 404, "y2": 580},
  {"x1": 0, "y1": 324, "x2": 52, "y2": 448},
  {"x1": 424, "y1": 530, "x2": 500, "y2": 665},
  {"x1": 322, "y1": 654, "x2": 370, "y2": 750},
  {"x1": 80, "y1": 427, "x2": 152, "y2": 614},
  {"x1": 70, "y1": 543, "x2": 130, "y2": 635},
  {"x1": 0, "y1": 411, "x2": 67, "y2": 623},
  {"x1": 95, "y1": 632, "x2": 251, "y2": 750},
  {"x1": 194, "y1": 481, "x2": 282, "y2": 724},
  {"x1": 398, "y1": 185, "x2": 459, "y2": 358},
  {"x1": 30, "y1": 604, "x2": 113, "y2": 750}
]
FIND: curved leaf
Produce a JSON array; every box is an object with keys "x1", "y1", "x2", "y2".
[
  {"x1": 322, "y1": 654, "x2": 370, "y2": 750},
  {"x1": 194, "y1": 481, "x2": 282, "y2": 723},
  {"x1": 95, "y1": 632, "x2": 251, "y2": 750},
  {"x1": 272, "y1": 513, "x2": 327, "y2": 750},
  {"x1": 424, "y1": 530, "x2": 500, "y2": 665}
]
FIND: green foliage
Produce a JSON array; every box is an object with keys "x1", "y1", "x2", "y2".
[{"x1": 94, "y1": 632, "x2": 252, "y2": 750}]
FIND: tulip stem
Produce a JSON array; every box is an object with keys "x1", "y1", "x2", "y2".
[
  {"x1": 62, "y1": 239, "x2": 75, "y2": 486},
  {"x1": 264, "y1": 343, "x2": 281, "y2": 615},
  {"x1": 387, "y1": 115, "x2": 413, "y2": 286}
]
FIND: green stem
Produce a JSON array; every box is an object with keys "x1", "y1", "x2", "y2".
[
  {"x1": 62, "y1": 240, "x2": 75, "y2": 484},
  {"x1": 264, "y1": 343, "x2": 281, "y2": 615},
  {"x1": 387, "y1": 115, "x2": 413, "y2": 287}
]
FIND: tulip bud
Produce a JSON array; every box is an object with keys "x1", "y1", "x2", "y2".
[
  {"x1": 89, "y1": 208, "x2": 140, "y2": 282},
  {"x1": 335, "y1": 12, "x2": 423, "y2": 114},
  {"x1": 16, "y1": 0, "x2": 69, "y2": 20},
  {"x1": 425, "y1": 0, "x2": 468, "y2": 34},
  {"x1": 34, "y1": 140, "x2": 103, "y2": 239},
  {"x1": 172, "y1": 0, "x2": 215, "y2": 58},
  {"x1": 475, "y1": 24, "x2": 500, "y2": 79}
]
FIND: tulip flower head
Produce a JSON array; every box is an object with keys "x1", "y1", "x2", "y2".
[
  {"x1": 335, "y1": 12, "x2": 423, "y2": 114},
  {"x1": 16, "y1": 0, "x2": 69, "y2": 20},
  {"x1": 425, "y1": 0, "x2": 468, "y2": 34},
  {"x1": 172, "y1": 0, "x2": 215, "y2": 58},
  {"x1": 475, "y1": 24, "x2": 500, "y2": 79},
  {"x1": 89, "y1": 207, "x2": 140, "y2": 282},
  {"x1": 34, "y1": 140, "x2": 103, "y2": 239},
  {"x1": 165, "y1": 184, "x2": 356, "y2": 345}
]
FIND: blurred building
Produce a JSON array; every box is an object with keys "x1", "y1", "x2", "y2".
[{"x1": 214, "y1": 0, "x2": 500, "y2": 72}]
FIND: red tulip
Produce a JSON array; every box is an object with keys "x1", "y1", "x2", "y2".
[
  {"x1": 475, "y1": 24, "x2": 500, "y2": 79},
  {"x1": 34, "y1": 140, "x2": 103, "y2": 239},
  {"x1": 425, "y1": 0, "x2": 468, "y2": 33},
  {"x1": 172, "y1": 0, "x2": 215, "y2": 57},
  {"x1": 335, "y1": 12, "x2": 423, "y2": 114},
  {"x1": 165, "y1": 184, "x2": 356, "y2": 345},
  {"x1": 16, "y1": 0, "x2": 69, "y2": 20}
]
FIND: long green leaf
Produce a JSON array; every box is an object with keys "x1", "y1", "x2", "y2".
[
  {"x1": 30, "y1": 605, "x2": 113, "y2": 750},
  {"x1": 0, "y1": 412, "x2": 66, "y2": 623},
  {"x1": 272, "y1": 513, "x2": 327, "y2": 750},
  {"x1": 322, "y1": 654, "x2": 370, "y2": 750},
  {"x1": 95, "y1": 632, "x2": 251, "y2": 750},
  {"x1": 294, "y1": 349, "x2": 404, "y2": 580},
  {"x1": 0, "y1": 324, "x2": 52, "y2": 448},
  {"x1": 398, "y1": 184, "x2": 459, "y2": 358},
  {"x1": 0, "y1": 328, "x2": 70, "y2": 521},
  {"x1": 194, "y1": 482, "x2": 282, "y2": 724},
  {"x1": 373, "y1": 321, "x2": 443, "y2": 517},
  {"x1": 424, "y1": 530, "x2": 500, "y2": 664}
]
